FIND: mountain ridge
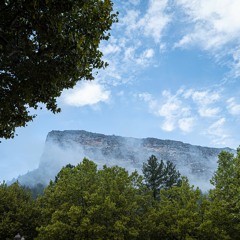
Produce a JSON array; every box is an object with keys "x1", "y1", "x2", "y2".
[{"x1": 13, "y1": 130, "x2": 235, "y2": 191}]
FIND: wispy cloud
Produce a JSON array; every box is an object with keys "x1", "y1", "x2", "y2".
[
  {"x1": 61, "y1": 81, "x2": 110, "y2": 107},
  {"x1": 136, "y1": 48, "x2": 155, "y2": 65},
  {"x1": 97, "y1": 0, "x2": 172, "y2": 88},
  {"x1": 189, "y1": 90, "x2": 220, "y2": 105},
  {"x1": 178, "y1": 117, "x2": 195, "y2": 133},
  {"x1": 63, "y1": 1, "x2": 239, "y2": 145},
  {"x1": 129, "y1": 0, "x2": 141, "y2": 5},
  {"x1": 138, "y1": 0, "x2": 171, "y2": 43},
  {"x1": 205, "y1": 118, "x2": 230, "y2": 146},
  {"x1": 227, "y1": 98, "x2": 240, "y2": 115},
  {"x1": 175, "y1": 0, "x2": 240, "y2": 50},
  {"x1": 121, "y1": 0, "x2": 171, "y2": 43},
  {"x1": 198, "y1": 107, "x2": 220, "y2": 118},
  {"x1": 231, "y1": 48, "x2": 240, "y2": 78},
  {"x1": 174, "y1": 0, "x2": 240, "y2": 77},
  {"x1": 138, "y1": 86, "x2": 238, "y2": 145},
  {"x1": 102, "y1": 37, "x2": 121, "y2": 56},
  {"x1": 139, "y1": 90, "x2": 193, "y2": 132},
  {"x1": 101, "y1": 0, "x2": 240, "y2": 87},
  {"x1": 183, "y1": 89, "x2": 221, "y2": 117}
]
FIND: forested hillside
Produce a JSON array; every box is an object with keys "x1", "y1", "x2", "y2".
[{"x1": 1, "y1": 150, "x2": 240, "y2": 239}]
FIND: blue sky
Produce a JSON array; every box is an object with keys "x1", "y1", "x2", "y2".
[{"x1": 1, "y1": 0, "x2": 240, "y2": 181}]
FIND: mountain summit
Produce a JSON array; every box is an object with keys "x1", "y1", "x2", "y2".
[{"x1": 15, "y1": 130, "x2": 235, "y2": 191}]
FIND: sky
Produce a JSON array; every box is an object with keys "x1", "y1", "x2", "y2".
[{"x1": 1, "y1": 0, "x2": 240, "y2": 182}]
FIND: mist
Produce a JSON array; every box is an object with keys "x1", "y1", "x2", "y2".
[{"x1": 11, "y1": 130, "x2": 230, "y2": 192}]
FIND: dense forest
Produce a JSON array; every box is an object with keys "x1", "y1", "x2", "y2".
[{"x1": 1, "y1": 150, "x2": 240, "y2": 239}]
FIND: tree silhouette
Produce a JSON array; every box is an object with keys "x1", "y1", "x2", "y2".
[{"x1": 142, "y1": 155, "x2": 182, "y2": 200}]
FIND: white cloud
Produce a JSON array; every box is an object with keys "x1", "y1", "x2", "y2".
[
  {"x1": 124, "y1": 47, "x2": 136, "y2": 62},
  {"x1": 138, "y1": 0, "x2": 171, "y2": 43},
  {"x1": 124, "y1": 48, "x2": 155, "y2": 66},
  {"x1": 98, "y1": 1, "x2": 172, "y2": 87},
  {"x1": 175, "y1": 0, "x2": 240, "y2": 50},
  {"x1": 174, "y1": 0, "x2": 240, "y2": 77},
  {"x1": 100, "y1": 0, "x2": 240, "y2": 87},
  {"x1": 198, "y1": 107, "x2": 220, "y2": 117},
  {"x1": 178, "y1": 117, "x2": 195, "y2": 132},
  {"x1": 190, "y1": 90, "x2": 220, "y2": 105},
  {"x1": 227, "y1": 98, "x2": 240, "y2": 115},
  {"x1": 156, "y1": 98, "x2": 192, "y2": 132},
  {"x1": 62, "y1": 81, "x2": 110, "y2": 107},
  {"x1": 158, "y1": 95, "x2": 183, "y2": 117},
  {"x1": 144, "y1": 48, "x2": 154, "y2": 58},
  {"x1": 129, "y1": 0, "x2": 141, "y2": 5},
  {"x1": 120, "y1": 10, "x2": 141, "y2": 34},
  {"x1": 139, "y1": 90, "x2": 192, "y2": 132},
  {"x1": 231, "y1": 48, "x2": 240, "y2": 77},
  {"x1": 102, "y1": 44, "x2": 121, "y2": 56},
  {"x1": 162, "y1": 119, "x2": 175, "y2": 132},
  {"x1": 138, "y1": 92, "x2": 158, "y2": 113},
  {"x1": 138, "y1": 92, "x2": 153, "y2": 102},
  {"x1": 121, "y1": 0, "x2": 171, "y2": 43},
  {"x1": 157, "y1": 90, "x2": 191, "y2": 120},
  {"x1": 138, "y1": 87, "x2": 238, "y2": 146},
  {"x1": 183, "y1": 89, "x2": 221, "y2": 117},
  {"x1": 206, "y1": 118, "x2": 230, "y2": 145}
]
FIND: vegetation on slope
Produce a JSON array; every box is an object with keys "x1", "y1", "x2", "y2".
[{"x1": 1, "y1": 152, "x2": 240, "y2": 239}]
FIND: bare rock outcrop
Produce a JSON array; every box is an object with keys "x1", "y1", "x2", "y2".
[{"x1": 16, "y1": 130, "x2": 235, "y2": 191}]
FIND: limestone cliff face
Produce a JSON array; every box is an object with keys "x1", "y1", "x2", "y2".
[{"x1": 16, "y1": 130, "x2": 235, "y2": 190}]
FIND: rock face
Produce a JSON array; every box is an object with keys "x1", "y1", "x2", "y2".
[{"x1": 16, "y1": 130, "x2": 235, "y2": 191}]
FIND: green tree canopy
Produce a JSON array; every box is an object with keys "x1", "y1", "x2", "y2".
[
  {"x1": 156, "y1": 178, "x2": 203, "y2": 239},
  {"x1": 0, "y1": 182, "x2": 40, "y2": 239},
  {"x1": 36, "y1": 158, "x2": 151, "y2": 240},
  {"x1": 142, "y1": 155, "x2": 182, "y2": 200},
  {"x1": 139, "y1": 177, "x2": 213, "y2": 240},
  {"x1": 0, "y1": 0, "x2": 118, "y2": 139},
  {"x1": 204, "y1": 149, "x2": 240, "y2": 239},
  {"x1": 3, "y1": 153, "x2": 240, "y2": 239}
]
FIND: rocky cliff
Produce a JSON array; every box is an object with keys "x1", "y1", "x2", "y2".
[{"x1": 15, "y1": 130, "x2": 235, "y2": 191}]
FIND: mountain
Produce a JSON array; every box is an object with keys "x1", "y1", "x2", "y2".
[{"x1": 14, "y1": 130, "x2": 235, "y2": 191}]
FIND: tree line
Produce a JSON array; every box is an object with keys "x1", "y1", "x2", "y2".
[{"x1": 0, "y1": 150, "x2": 240, "y2": 239}]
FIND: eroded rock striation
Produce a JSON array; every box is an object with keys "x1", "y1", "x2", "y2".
[{"x1": 16, "y1": 130, "x2": 235, "y2": 190}]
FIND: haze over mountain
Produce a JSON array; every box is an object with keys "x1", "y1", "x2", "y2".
[
  {"x1": 13, "y1": 130, "x2": 235, "y2": 191},
  {"x1": 2, "y1": 0, "x2": 240, "y2": 185}
]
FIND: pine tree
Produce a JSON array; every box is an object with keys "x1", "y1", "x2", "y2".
[{"x1": 142, "y1": 155, "x2": 182, "y2": 200}]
